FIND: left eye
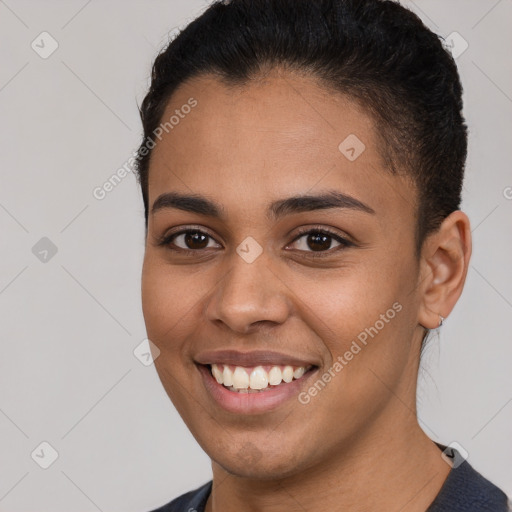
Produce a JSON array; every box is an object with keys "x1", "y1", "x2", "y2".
[{"x1": 287, "y1": 230, "x2": 351, "y2": 253}]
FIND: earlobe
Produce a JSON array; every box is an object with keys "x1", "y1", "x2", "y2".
[{"x1": 417, "y1": 211, "x2": 472, "y2": 330}]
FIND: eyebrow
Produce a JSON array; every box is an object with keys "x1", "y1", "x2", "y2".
[{"x1": 151, "y1": 190, "x2": 375, "y2": 220}]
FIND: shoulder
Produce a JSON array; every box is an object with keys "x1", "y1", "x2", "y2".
[
  {"x1": 427, "y1": 451, "x2": 510, "y2": 512},
  {"x1": 147, "y1": 481, "x2": 212, "y2": 512}
]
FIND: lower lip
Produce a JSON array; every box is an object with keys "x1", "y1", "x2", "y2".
[{"x1": 197, "y1": 364, "x2": 318, "y2": 415}]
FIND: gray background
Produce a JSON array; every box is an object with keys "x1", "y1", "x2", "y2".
[{"x1": 0, "y1": 0, "x2": 511, "y2": 510}]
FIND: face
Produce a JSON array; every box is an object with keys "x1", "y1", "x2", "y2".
[{"x1": 141, "y1": 69, "x2": 427, "y2": 479}]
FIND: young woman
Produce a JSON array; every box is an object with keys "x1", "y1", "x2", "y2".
[{"x1": 135, "y1": 0, "x2": 510, "y2": 510}]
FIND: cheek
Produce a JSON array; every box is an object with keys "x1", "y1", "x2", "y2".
[
  {"x1": 286, "y1": 257, "x2": 405, "y2": 342},
  {"x1": 284, "y1": 259, "x2": 414, "y2": 400},
  {"x1": 141, "y1": 260, "x2": 168, "y2": 338},
  {"x1": 141, "y1": 258, "x2": 207, "y2": 418},
  {"x1": 141, "y1": 256, "x2": 198, "y2": 346}
]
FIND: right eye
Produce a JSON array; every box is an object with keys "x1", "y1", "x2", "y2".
[{"x1": 158, "y1": 228, "x2": 222, "y2": 253}]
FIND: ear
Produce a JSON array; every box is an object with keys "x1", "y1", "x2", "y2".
[{"x1": 417, "y1": 210, "x2": 472, "y2": 329}]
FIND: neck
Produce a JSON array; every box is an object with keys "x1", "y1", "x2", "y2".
[{"x1": 205, "y1": 407, "x2": 451, "y2": 512}]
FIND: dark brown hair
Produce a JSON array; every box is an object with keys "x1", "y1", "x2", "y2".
[{"x1": 135, "y1": 0, "x2": 467, "y2": 257}]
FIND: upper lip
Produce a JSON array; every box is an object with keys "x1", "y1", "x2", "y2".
[{"x1": 194, "y1": 349, "x2": 319, "y2": 368}]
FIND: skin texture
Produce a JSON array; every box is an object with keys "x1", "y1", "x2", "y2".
[{"x1": 141, "y1": 68, "x2": 472, "y2": 511}]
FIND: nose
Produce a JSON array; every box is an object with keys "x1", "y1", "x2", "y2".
[{"x1": 205, "y1": 250, "x2": 291, "y2": 335}]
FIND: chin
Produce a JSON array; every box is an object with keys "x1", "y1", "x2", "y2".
[
  {"x1": 210, "y1": 442, "x2": 307, "y2": 480},
  {"x1": 220, "y1": 461, "x2": 300, "y2": 481}
]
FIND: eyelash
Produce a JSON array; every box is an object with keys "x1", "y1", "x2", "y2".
[{"x1": 157, "y1": 225, "x2": 354, "y2": 258}]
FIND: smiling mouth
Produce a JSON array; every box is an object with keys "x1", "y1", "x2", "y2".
[{"x1": 206, "y1": 363, "x2": 316, "y2": 393}]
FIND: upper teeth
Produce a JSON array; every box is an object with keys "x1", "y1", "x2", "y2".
[{"x1": 210, "y1": 363, "x2": 309, "y2": 390}]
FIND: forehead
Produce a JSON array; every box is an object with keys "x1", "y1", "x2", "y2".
[{"x1": 147, "y1": 70, "x2": 416, "y2": 222}]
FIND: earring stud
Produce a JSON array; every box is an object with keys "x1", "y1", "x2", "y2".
[{"x1": 439, "y1": 315, "x2": 445, "y2": 327}]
